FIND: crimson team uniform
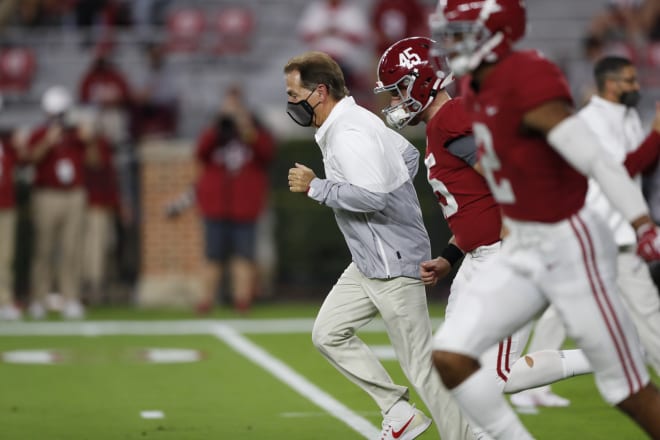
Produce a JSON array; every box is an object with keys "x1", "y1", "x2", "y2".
[
  {"x1": 434, "y1": 50, "x2": 649, "y2": 405},
  {"x1": 425, "y1": 97, "x2": 500, "y2": 252},
  {"x1": 426, "y1": 97, "x2": 533, "y2": 385}
]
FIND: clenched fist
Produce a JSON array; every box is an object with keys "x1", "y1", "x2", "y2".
[{"x1": 288, "y1": 162, "x2": 316, "y2": 193}]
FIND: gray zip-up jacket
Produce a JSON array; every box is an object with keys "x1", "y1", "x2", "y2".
[{"x1": 307, "y1": 97, "x2": 431, "y2": 280}]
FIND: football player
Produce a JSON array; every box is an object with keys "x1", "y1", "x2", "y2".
[
  {"x1": 374, "y1": 36, "x2": 590, "y2": 418},
  {"x1": 428, "y1": 0, "x2": 660, "y2": 438}
]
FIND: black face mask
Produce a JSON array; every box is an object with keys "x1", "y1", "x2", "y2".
[
  {"x1": 286, "y1": 89, "x2": 317, "y2": 127},
  {"x1": 619, "y1": 90, "x2": 641, "y2": 108}
]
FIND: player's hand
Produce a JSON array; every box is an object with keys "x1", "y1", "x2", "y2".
[
  {"x1": 288, "y1": 162, "x2": 316, "y2": 193},
  {"x1": 637, "y1": 222, "x2": 660, "y2": 261},
  {"x1": 420, "y1": 257, "x2": 452, "y2": 286}
]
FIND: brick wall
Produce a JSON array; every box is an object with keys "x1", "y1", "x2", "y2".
[{"x1": 137, "y1": 140, "x2": 204, "y2": 308}]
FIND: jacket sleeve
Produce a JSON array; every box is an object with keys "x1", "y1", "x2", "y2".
[
  {"x1": 307, "y1": 178, "x2": 388, "y2": 213},
  {"x1": 624, "y1": 131, "x2": 660, "y2": 177},
  {"x1": 400, "y1": 142, "x2": 420, "y2": 178}
]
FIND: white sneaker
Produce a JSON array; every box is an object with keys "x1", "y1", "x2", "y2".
[
  {"x1": 0, "y1": 304, "x2": 22, "y2": 321},
  {"x1": 378, "y1": 401, "x2": 432, "y2": 440},
  {"x1": 28, "y1": 302, "x2": 47, "y2": 320},
  {"x1": 61, "y1": 300, "x2": 85, "y2": 320},
  {"x1": 510, "y1": 387, "x2": 570, "y2": 408}
]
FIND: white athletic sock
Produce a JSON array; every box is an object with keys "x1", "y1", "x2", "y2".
[
  {"x1": 452, "y1": 368, "x2": 534, "y2": 439},
  {"x1": 503, "y1": 349, "x2": 592, "y2": 393}
]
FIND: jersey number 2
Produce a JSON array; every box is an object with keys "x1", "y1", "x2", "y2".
[{"x1": 473, "y1": 122, "x2": 515, "y2": 204}]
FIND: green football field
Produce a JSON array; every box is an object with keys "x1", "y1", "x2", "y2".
[{"x1": 0, "y1": 302, "x2": 653, "y2": 439}]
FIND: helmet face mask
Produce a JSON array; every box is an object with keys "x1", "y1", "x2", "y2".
[
  {"x1": 374, "y1": 74, "x2": 424, "y2": 129},
  {"x1": 374, "y1": 36, "x2": 452, "y2": 129}
]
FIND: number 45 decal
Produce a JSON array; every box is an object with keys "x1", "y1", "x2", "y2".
[
  {"x1": 399, "y1": 47, "x2": 422, "y2": 69},
  {"x1": 473, "y1": 122, "x2": 516, "y2": 204}
]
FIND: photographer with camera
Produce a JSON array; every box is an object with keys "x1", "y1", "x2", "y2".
[
  {"x1": 26, "y1": 86, "x2": 96, "y2": 319},
  {"x1": 191, "y1": 85, "x2": 275, "y2": 314}
]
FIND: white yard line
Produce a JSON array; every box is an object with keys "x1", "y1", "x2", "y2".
[
  {"x1": 0, "y1": 317, "x2": 443, "y2": 336},
  {"x1": 211, "y1": 324, "x2": 379, "y2": 439}
]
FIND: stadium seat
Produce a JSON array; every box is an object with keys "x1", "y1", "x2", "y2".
[
  {"x1": 166, "y1": 8, "x2": 206, "y2": 53},
  {"x1": 212, "y1": 7, "x2": 255, "y2": 55},
  {"x1": 0, "y1": 47, "x2": 36, "y2": 94}
]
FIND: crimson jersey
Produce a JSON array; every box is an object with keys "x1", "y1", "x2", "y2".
[
  {"x1": 28, "y1": 124, "x2": 86, "y2": 189},
  {"x1": 425, "y1": 97, "x2": 501, "y2": 252},
  {"x1": 465, "y1": 50, "x2": 587, "y2": 222}
]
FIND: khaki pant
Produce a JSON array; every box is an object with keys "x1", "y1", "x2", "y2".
[
  {"x1": 82, "y1": 207, "x2": 114, "y2": 296},
  {"x1": 0, "y1": 209, "x2": 16, "y2": 306},
  {"x1": 30, "y1": 188, "x2": 86, "y2": 303},
  {"x1": 312, "y1": 263, "x2": 474, "y2": 440}
]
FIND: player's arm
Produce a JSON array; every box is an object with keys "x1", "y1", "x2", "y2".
[
  {"x1": 523, "y1": 99, "x2": 660, "y2": 259},
  {"x1": 446, "y1": 135, "x2": 478, "y2": 167},
  {"x1": 400, "y1": 141, "x2": 420, "y2": 178}
]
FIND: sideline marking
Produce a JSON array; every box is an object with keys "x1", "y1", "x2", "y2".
[
  {"x1": 211, "y1": 324, "x2": 379, "y2": 439},
  {"x1": 0, "y1": 317, "x2": 443, "y2": 336}
]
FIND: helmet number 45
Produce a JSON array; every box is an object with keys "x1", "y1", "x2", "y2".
[{"x1": 399, "y1": 47, "x2": 422, "y2": 69}]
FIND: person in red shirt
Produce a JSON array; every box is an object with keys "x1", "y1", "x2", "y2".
[
  {"x1": 27, "y1": 86, "x2": 93, "y2": 320},
  {"x1": 372, "y1": 0, "x2": 428, "y2": 57},
  {"x1": 429, "y1": 1, "x2": 660, "y2": 438},
  {"x1": 78, "y1": 111, "x2": 120, "y2": 305},
  {"x1": 0, "y1": 126, "x2": 27, "y2": 320},
  {"x1": 79, "y1": 53, "x2": 132, "y2": 145},
  {"x1": 194, "y1": 85, "x2": 275, "y2": 314}
]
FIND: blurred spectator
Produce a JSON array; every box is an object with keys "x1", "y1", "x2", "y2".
[
  {"x1": 131, "y1": 44, "x2": 179, "y2": 141},
  {"x1": 26, "y1": 86, "x2": 92, "y2": 319},
  {"x1": 372, "y1": 0, "x2": 427, "y2": 57},
  {"x1": 192, "y1": 85, "x2": 275, "y2": 314},
  {"x1": 0, "y1": 126, "x2": 27, "y2": 320},
  {"x1": 297, "y1": 0, "x2": 372, "y2": 99},
  {"x1": 79, "y1": 53, "x2": 138, "y2": 293},
  {"x1": 79, "y1": 53, "x2": 132, "y2": 145},
  {"x1": 77, "y1": 110, "x2": 120, "y2": 305}
]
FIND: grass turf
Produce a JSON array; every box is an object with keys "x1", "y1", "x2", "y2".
[{"x1": 0, "y1": 302, "x2": 654, "y2": 439}]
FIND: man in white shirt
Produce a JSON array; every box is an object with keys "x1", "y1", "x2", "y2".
[{"x1": 284, "y1": 51, "x2": 474, "y2": 440}]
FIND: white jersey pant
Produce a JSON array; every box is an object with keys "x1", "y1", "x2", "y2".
[
  {"x1": 531, "y1": 249, "x2": 660, "y2": 377},
  {"x1": 312, "y1": 263, "x2": 474, "y2": 440},
  {"x1": 617, "y1": 250, "x2": 660, "y2": 376},
  {"x1": 441, "y1": 242, "x2": 533, "y2": 390},
  {"x1": 434, "y1": 207, "x2": 649, "y2": 405}
]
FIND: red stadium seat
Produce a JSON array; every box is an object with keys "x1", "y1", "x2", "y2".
[
  {"x1": 0, "y1": 47, "x2": 36, "y2": 94},
  {"x1": 166, "y1": 8, "x2": 206, "y2": 53},
  {"x1": 212, "y1": 7, "x2": 255, "y2": 55}
]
